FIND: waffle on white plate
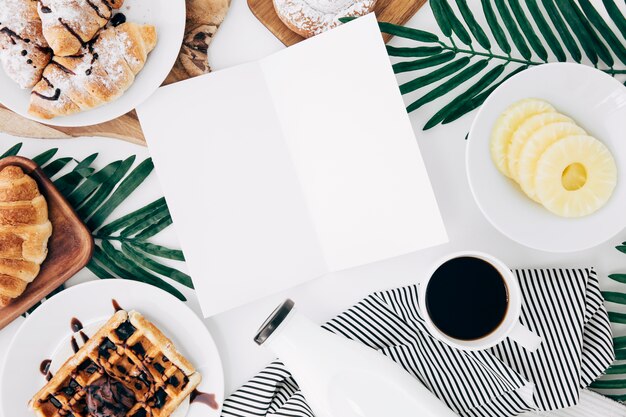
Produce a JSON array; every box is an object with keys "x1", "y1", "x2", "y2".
[{"x1": 29, "y1": 310, "x2": 201, "y2": 417}]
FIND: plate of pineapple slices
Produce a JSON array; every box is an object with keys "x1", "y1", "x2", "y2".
[{"x1": 467, "y1": 63, "x2": 626, "y2": 253}]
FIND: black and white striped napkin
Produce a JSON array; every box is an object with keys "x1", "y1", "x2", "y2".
[{"x1": 221, "y1": 268, "x2": 615, "y2": 417}]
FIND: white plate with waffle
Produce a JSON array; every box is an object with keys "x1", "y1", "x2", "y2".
[
  {"x1": 0, "y1": 279, "x2": 224, "y2": 417},
  {"x1": 0, "y1": 0, "x2": 185, "y2": 127}
]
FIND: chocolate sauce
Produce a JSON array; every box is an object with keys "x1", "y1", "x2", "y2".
[
  {"x1": 151, "y1": 388, "x2": 167, "y2": 409},
  {"x1": 112, "y1": 299, "x2": 123, "y2": 312},
  {"x1": 40, "y1": 359, "x2": 51, "y2": 375},
  {"x1": 115, "y1": 321, "x2": 136, "y2": 341},
  {"x1": 21, "y1": 50, "x2": 27, "y2": 56},
  {"x1": 32, "y1": 88, "x2": 61, "y2": 101},
  {"x1": 71, "y1": 317, "x2": 84, "y2": 332},
  {"x1": 50, "y1": 60, "x2": 75, "y2": 75},
  {"x1": 40, "y1": 5, "x2": 52, "y2": 13},
  {"x1": 190, "y1": 389, "x2": 218, "y2": 410},
  {"x1": 58, "y1": 18, "x2": 85, "y2": 45},
  {"x1": 71, "y1": 336, "x2": 80, "y2": 353},
  {"x1": 85, "y1": 0, "x2": 109, "y2": 19},
  {"x1": 80, "y1": 331, "x2": 90, "y2": 344},
  {"x1": 110, "y1": 13, "x2": 126, "y2": 27}
]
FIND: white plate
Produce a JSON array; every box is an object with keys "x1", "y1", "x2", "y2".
[
  {"x1": 467, "y1": 63, "x2": 626, "y2": 253},
  {"x1": 0, "y1": 280, "x2": 224, "y2": 417},
  {"x1": 0, "y1": 0, "x2": 185, "y2": 127}
]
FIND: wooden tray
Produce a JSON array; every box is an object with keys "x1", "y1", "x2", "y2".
[
  {"x1": 248, "y1": 0, "x2": 427, "y2": 46},
  {"x1": 0, "y1": 156, "x2": 94, "y2": 330},
  {"x1": 0, "y1": 0, "x2": 230, "y2": 147}
]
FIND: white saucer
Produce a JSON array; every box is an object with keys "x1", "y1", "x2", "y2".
[
  {"x1": 0, "y1": 280, "x2": 224, "y2": 417},
  {"x1": 467, "y1": 63, "x2": 626, "y2": 252}
]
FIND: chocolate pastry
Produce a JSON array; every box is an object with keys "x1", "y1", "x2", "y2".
[
  {"x1": 29, "y1": 22, "x2": 157, "y2": 120},
  {"x1": 0, "y1": 0, "x2": 52, "y2": 88},
  {"x1": 37, "y1": 0, "x2": 125, "y2": 57}
]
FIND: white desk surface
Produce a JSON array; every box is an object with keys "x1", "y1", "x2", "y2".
[
  {"x1": 0, "y1": 1, "x2": 624, "y2": 400},
  {"x1": 205, "y1": 0, "x2": 626, "y2": 395}
]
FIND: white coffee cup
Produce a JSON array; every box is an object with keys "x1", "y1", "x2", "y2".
[{"x1": 418, "y1": 251, "x2": 542, "y2": 352}]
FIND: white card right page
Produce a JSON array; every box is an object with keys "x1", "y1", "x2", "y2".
[{"x1": 261, "y1": 15, "x2": 448, "y2": 271}]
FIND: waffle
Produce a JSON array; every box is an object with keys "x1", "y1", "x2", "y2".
[{"x1": 30, "y1": 310, "x2": 202, "y2": 417}]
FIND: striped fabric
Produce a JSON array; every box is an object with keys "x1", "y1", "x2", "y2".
[{"x1": 222, "y1": 268, "x2": 617, "y2": 417}]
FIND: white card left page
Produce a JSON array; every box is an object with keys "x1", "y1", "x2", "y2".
[{"x1": 138, "y1": 62, "x2": 328, "y2": 317}]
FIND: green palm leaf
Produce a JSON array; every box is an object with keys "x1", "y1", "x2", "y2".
[
  {"x1": 97, "y1": 197, "x2": 167, "y2": 235},
  {"x1": 369, "y1": 0, "x2": 626, "y2": 129},
  {"x1": 603, "y1": 0, "x2": 626, "y2": 39},
  {"x1": 42, "y1": 157, "x2": 73, "y2": 178},
  {"x1": 432, "y1": 0, "x2": 472, "y2": 46},
  {"x1": 494, "y1": 0, "x2": 532, "y2": 60},
  {"x1": 509, "y1": 0, "x2": 548, "y2": 61},
  {"x1": 32, "y1": 148, "x2": 59, "y2": 166},
  {"x1": 120, "y1": 203, "x2": 170, "y2": 237},
  {"x1": 554, "y1": 0, "x2": 600, "y2": 65},
  {"x1": 604, "y1": 292, "x2": 626, "y2": 305},
  {"x1": 1, "y1": 143, "x2": 22, "y2": 158},
  {"x1": 455, "y1": 0, "x2": 491, "y2": 49},
  {"x1": 424, "y1": 63, "x2": 506, "y2": 129},
  {"x1": 386, "y1": 45, "x2": 443, "y2": 57},
  {"x1": 526, "y1": 0, "x2": 567, "y2": 62},
  {"x1": 2, "y1": 143, "x2": 191, "y2": 307},
  {"x1": 590, "y1": 379, "x2": 626, "y2": 389},
  {"x1": 541, "y1": 0, "x2": 583, "y2": 62},
  {"x1": 481, "y1": 0, "x2": 511, "y2": 54},
  {"x1": 609, "y1": 311, "x2": 626, "y2": 324},
  {"x1": 579, "y1": 0, "x2": 626, "y2": 65},
  {"x1": 406, "y1": 59, "x2": 489, "y2": 113},
  {"x1": 399, "y1": 57, "x2": 470, "y2": 94},
  {"x1": 67, "y1": 160, "x2": 122, "y2": 208},
  {"x1": 77, "y1": 156, "x2": 135, "y2": 219},
  {"x1": 392, "y1": 52, "x2": 456, "y2": 74},
  {"x1": 131, "y1": 241, "x2": 185, "y2": 262},
  {"x1": 87, "y1": 158, "x2": 154, "y2": 230}
]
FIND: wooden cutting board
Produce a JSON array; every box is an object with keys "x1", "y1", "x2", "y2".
[
  {"x1": 0, "y1": 156, "x2": 93, "y2": 331},
  {"x1": 0, "y1": 0, "x2": 230, "y2": 147},
  {"x1": 248, "y1": 0, "x2": 427, "y2": 46}
]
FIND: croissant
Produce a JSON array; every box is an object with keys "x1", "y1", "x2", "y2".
[
  {"x1": 0, "y1": 0, "x2": 52, "y2": 88},
  {"x1": 29, "y1": 22, "x2": 157, "y2": 120},
  {"x1": 37, "y1": 0, "x2": 124, "y2": 56},
  {"x1": 0, "y1": 166, "x2": 52, "y2": 308}
]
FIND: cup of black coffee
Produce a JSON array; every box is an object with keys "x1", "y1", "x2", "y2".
[{"x1": 418, "y1": 251, "x2": 542, "y2": 351}]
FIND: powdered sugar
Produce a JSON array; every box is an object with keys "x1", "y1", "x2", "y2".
[
  {"x1": 39, "y1": 0, "x2": 93, "y2": 37},
  {"x1": 0, "y1": 39, "x2": 36, "y2": 87},
  {"x1": 274, "y1": 0, "x2": 375, "y2": 36},
  {"x1": 40, "y1": 24, "x2": 150, "y2": 112},
  {"x1": 0, "y1": 0, "x2": 32, "y2": 34}
]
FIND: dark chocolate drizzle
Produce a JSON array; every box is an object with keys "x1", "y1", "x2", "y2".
[
  {"x1": 32, "y1": 88, "x2": 61, "y2": 101},
  {"x1": 40, "y1": 359, "x2": 53, "y2": 381},
  {"x1": 110, "y1": 13, "x2": 126, "y2": 27},
  {"x1": 85, "y1": 0, "x2": 109, "y2": 19},
  {"x1": 58, "y1": 18, "x2": 86, "y2": 45},
  {"x1": 71, "y1": 317, "x2": 84, "y2": 333},
  {"x1": 71, "y1": 336, "x2": 80, "y2": 353},
  {"x1": 112, "y1": 299, "x2": 123, "y2": 312},
  {"x1": 191, "y1": 389, "x2": 219, "y2": 410}
]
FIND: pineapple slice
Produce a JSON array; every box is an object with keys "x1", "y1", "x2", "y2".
[
  {"x1": 535, "y1": 135, "x2": 616, "y2": 218},
  {"x1": 517, "y1": 122, "x2": 586, "y2": 201},
  {"x1": 506, "y1": 112, "x2": 572, "y2": 182},
  {"x1": 490, "y1": 98, "x2": 555, "y2": 178}
]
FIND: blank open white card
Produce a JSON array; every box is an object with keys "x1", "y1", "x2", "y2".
[{"x1": 137, "y1": 14, "x2": 448, "y2": 317}]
